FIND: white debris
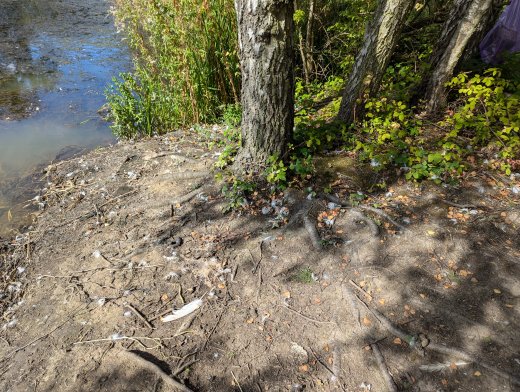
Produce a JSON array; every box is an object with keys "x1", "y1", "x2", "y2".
[
  {"x1": 16, "y1": 266, "x2": 26, "y2": 274},
  {"x1": 92, "y1": 250, "x2": 101, "y2": 258},
  {"x1": 161, "y1": 299, "x2": 203, "y2": 322}
]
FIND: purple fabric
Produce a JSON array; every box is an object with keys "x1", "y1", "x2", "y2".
[{"x1": 480, "y1": 0, "x2": 520, "y2": 64}]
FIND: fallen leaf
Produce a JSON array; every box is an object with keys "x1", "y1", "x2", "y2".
[
  {"x1": 450, "y1": 362, "x2": 458, "y2": 370},
  {"x1": 362, "y1": 316, "x2": 372, "y2": 326},
  {"x1": 459, "y1": 269, "x2": 470, "y2": 277},
  {"x1": 282, "y1": 290, "x2": 291, "y2": 299},
  {"x1": 246, "y1": 317, "x2": 254, "y2": 324},
  {"x1": 493, "y1": 289, "x2": 502, "y2": 294},
  {"x1": 378, "y1": 298, "x2": 386, "y2": 305},
  {"x1": 474, "y1": 371, "x2": 482, "y2": 377},
  {"x1": 393, "y1": 337, "x2": 402, "y2": 345},
  {"x1": 299, "y1": 364, "x2": 309, "y2": 372}
]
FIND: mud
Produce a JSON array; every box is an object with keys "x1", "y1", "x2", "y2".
[{"x1": 0, "y1": 130, "x2": 519, "y2": 391}]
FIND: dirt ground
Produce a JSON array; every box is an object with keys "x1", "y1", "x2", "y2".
[{"x1": 0, "y1": 129, "x2": 519, "y2": 391}]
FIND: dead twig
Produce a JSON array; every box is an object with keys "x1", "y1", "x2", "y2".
[
  {"x1": 52, "y1": 189, "x2": 137, "y2": 229},
  {"x1": 231, "y1": 370, "x2": 244, "y2": 392},
  {"x1": 3, "y1": 304, "x2": 86, "y2": 359},
  {"x1": 348, "y1": 279, "x2": 373, "y2": 301},
  {"x1": 370, "y1": 343, "x2": 398, "y2": 392},
  {"x1": 125, "y1": 303, "x2": 154, "y2": 329},
  {"x1": 122, "y1": 350, "x2": 194, "y2": 392},
  {"x1": 280, "y1": 304, "x2": 334, "y2": 325}
]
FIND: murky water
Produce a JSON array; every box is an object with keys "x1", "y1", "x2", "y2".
[{"x1": 0, "y1": 0, "x2": 131, "y2": 236}]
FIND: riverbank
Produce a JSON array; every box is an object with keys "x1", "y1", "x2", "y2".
[{"x1": 0, "y1": 130, "x2": 519, "y2": 391}]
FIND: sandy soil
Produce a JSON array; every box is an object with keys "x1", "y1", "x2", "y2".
[{"x1": 0, "y1": 129, "x2": 519, "y2": 391}]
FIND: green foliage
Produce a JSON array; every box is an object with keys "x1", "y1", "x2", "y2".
[
  {"x1": 220, "y1": 176, "x2": 255, "y2": 213},
  {"x1": 220, "y1": 103, "x2": 242, "y2": 128},
  {"x1": 444, "y1": 68, "x2": 520, "y2": 174},
  {"x1": 291, "y1": 267, "x2": 314, "y2": 284},
  {"x1": 107, "y1": 0, "x2": 240, "y2": 137}
]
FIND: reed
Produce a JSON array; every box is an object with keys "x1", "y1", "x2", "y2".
[{"x1": 107, "y1": 0, "x2": 240, "y2": 137}]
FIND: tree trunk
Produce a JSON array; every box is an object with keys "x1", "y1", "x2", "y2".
[
  {"x1": 336, "y1": 0, "x2": 415, "y2": 124},
  {"x1": 424, "y1": 0, "x2": 494, "y2": 114},
  {"x1": 234, "y1": 0, "x2": 295, "y2": 170}
]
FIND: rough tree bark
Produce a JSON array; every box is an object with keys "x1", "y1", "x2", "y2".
[
  {"x1": 424, "y1": 0, "x2": 495, "y2": 113},
  {"x1": 234, "y1": 0, "x2": 295, "y2": 170},
  {"x1": 336, "y1": 0, "x2": 415, "y2": 124}
]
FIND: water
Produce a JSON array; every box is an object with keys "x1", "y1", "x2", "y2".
[{"x1": 0, "y1": 0, "x2": 131, "y2": 236}]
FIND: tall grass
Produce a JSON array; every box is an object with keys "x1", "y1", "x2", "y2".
[{"x1": 107, "y1": 0, "x2": 240, "y2": 137}]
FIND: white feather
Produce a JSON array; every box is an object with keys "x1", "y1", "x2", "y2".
[{"x1": 161, "y1": 299, "x2": 203, "y2": 322}]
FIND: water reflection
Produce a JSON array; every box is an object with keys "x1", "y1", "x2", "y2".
[{"x1": 0, "y1": 0, "x2": 131, "y2": 236}]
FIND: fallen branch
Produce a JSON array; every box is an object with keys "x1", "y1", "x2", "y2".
[
  {"x1": 122, "y1": 350, "x2": 194, "y2": 392},
  {"x1": 370, "y1": 343, "x2": 398, "y2": 392}
]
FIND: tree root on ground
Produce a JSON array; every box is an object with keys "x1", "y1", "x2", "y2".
[
  {"x1": 303, "y1": 214, "x2": 322, "y2": 251},
  {"x1": 350, "y1": 209, "x2": 380, "y2": 237},
  {"x1": 355, "y1": 296, "x2": 520, "y2": 387},
  {"x1": 160, "y1": 171, "x2": 210, "y2": 181},
  {"x1": 370, "y1": 342, "x2": 398, "y2": 392},
  {"x1": 323, "y1": 193, "x2": 404, "y2": 231},
  {"x1": 122, "y1": 350, "x2": 194, "y2": 392},
  {"x1": 172, "y1": 185, "x2": 210, "y2": 206}
]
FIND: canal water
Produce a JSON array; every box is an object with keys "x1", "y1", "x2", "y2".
[{"x1": 0, "y1": 0, "x2": 131, "y2": 236}]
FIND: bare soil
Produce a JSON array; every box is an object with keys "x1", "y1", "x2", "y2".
[{"x1": 1, "y1": 130, "x2": 519, "y2": 391}]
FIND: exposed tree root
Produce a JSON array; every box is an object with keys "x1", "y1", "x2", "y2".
[
  {"x1": 161, "y1": 171, "x2": 210, "y2": 181},
  {"x1": 370, "y1": 343, "x2": 398, "y2": 392},
  {"x1": 355, "y1": 296, "x2": 520, "y2": 387},
  {"x1": 350, "y1": 209, "x2": 380, "y2": 237},
  {"x1": 357, "y1": 206, "x2": 406, "y2": 231},
  {"x1": 303, "y1": 214, "x2": 322, "y2": 251},
  {"x1": 323, "y1": 193, "x2": 405, "y2": 231},
  {"x1": 172, "y1": 185, "x2": 209, "y2": 206},
  {"x1": 121, "y1": 350, "x2": 194, "y2": 392}
]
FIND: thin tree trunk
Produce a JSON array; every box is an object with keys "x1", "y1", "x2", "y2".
[
  {"x1": 304, "y1": 0, "x2": 315, "y2": 79},
  {"x1": 234, "y1": 0, "x2": 295, "y2": 170},
  {"x1": 336, "y1": 0, "x2": 415, "y2": 124},
  {"x1": 424, "y1": 0, "x2": 494, "y2": 113}
]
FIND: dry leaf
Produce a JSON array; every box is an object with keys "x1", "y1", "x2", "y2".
[
  {"x1": 282, "y1": 290, "x2": 291, "y2": 299},
  {"x1": 493, "y1": 288, "x2": 501, "y2": 294},
  {"x1": 378, "y1": 298, "x2": 386, "y2": 305},
  {"x1": 393, "y1": 337, "x2": 402, "y2": 345},
  {"x1": 450, "y1": 362, "x2": 458, "y2": 370},
  {"x1": 299, "y1": 364, "x2": 309, "y2": 372},
  {"x1": 474, "y1": 371, "x2": 482, "y2": 377},
  {"x1": 362, "y1": 316, "x2": 372, "y2": 326},
  {"x1": 246, "y1": 317, "x2": 254, "y2": 324}
]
